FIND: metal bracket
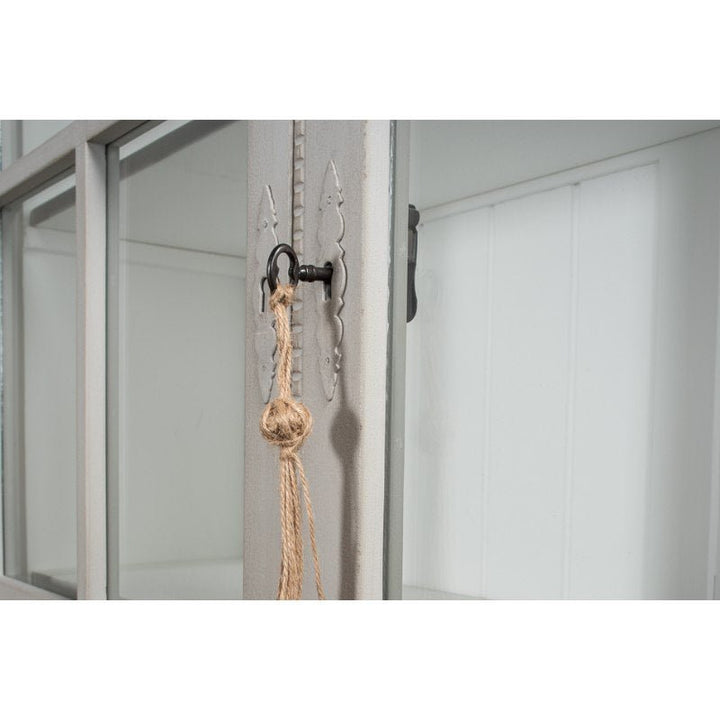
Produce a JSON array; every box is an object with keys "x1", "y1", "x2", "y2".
[{"x1": 407, "y1": 204, "x2": 420, "y2": 322}]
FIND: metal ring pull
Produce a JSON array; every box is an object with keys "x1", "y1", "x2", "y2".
[
  {"x1": 266, "y1": 243, "x2": 299, "y2": 293},
  {"x1": 266, "y1": 243, "x2": 333, "y2": 294}
]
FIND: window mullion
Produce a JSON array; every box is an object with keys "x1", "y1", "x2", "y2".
[
  {"x1": 75, "y1": 141, "x2": 107, "y2": 600},
  {"x1": 1, "y1": 203, "x2": 27, "y2": 581}
]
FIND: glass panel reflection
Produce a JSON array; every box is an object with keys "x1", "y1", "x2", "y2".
[
  {"x1": 108, "y1": 121, "x2": 247, "y2": 599},
  {"x1": 2, "y1": 174, "x2": 77, "y2": 598}
]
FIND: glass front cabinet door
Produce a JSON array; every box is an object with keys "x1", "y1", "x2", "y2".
[
  {"x1": 3, "y1": 120, "x2": 720, "y2": 600},
  {"x1": 0, "y1": 120, "x2": 396, "y2": 600}
]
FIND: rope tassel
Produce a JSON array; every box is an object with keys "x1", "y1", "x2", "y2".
[{"x1": 260, "y1": 283, "x2": 325, "y2": 600}]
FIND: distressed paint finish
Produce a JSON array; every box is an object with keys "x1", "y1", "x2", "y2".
[{"x1": 243, "y1": 121, "x2": 393, "y2": 599}]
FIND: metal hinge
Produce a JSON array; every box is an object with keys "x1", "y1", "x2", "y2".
[{"x1": 407, "y1": 204, "x2": 420, "y2": 322}]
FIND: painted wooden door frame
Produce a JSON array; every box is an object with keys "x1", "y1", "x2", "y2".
[
  {"x1": 243, "y1": 120, "x2": 407, "y2": 599},
  {"x1": 0, "y1": 119, "x2": 406, "y2": 600}
]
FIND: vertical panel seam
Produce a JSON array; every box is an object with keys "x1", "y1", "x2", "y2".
[
  {"x1": 481, "y1": 205, "x2": 495, "y2": 597},
  {"x1": 562, "y1": 184, "x2": 581, "y2": 599}
]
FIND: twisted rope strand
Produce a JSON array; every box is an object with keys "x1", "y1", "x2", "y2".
[
  {"x1": 260, "y1": 283, "x2": 325, "y2": 600},
  {"x1": 295, "y1": 458, "x2": 325, "y2": 600}
]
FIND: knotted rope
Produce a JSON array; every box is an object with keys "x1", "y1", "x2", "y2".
[{"x1": 260, "y1": 283, "x2": 325, "y2": 600}]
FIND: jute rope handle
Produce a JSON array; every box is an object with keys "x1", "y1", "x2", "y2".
[{"x1": 260, "y1": 283, "x2": 325, "y2": 600}]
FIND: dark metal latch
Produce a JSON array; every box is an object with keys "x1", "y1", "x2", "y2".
[{"x1": 407, "y1": 204, "x2": 420, "y2": 322}]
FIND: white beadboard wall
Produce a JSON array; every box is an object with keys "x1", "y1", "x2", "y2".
[{"x1": 404, "y1": 126, "x2": 720, "y2": 599}]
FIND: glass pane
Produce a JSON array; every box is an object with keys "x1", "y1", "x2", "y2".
[
  {"x1": 0, "y1": 121, "x2": 72, "y2": 169},
  {"x1": 1, "y1": 174, "x2": 77, "y2": 598},
  {"x1": 399, "y1": 120, "x2": 720, "y2": 600},
  {"x1": 108, "y1": 121, "x2": 247, "y2": 599}
]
